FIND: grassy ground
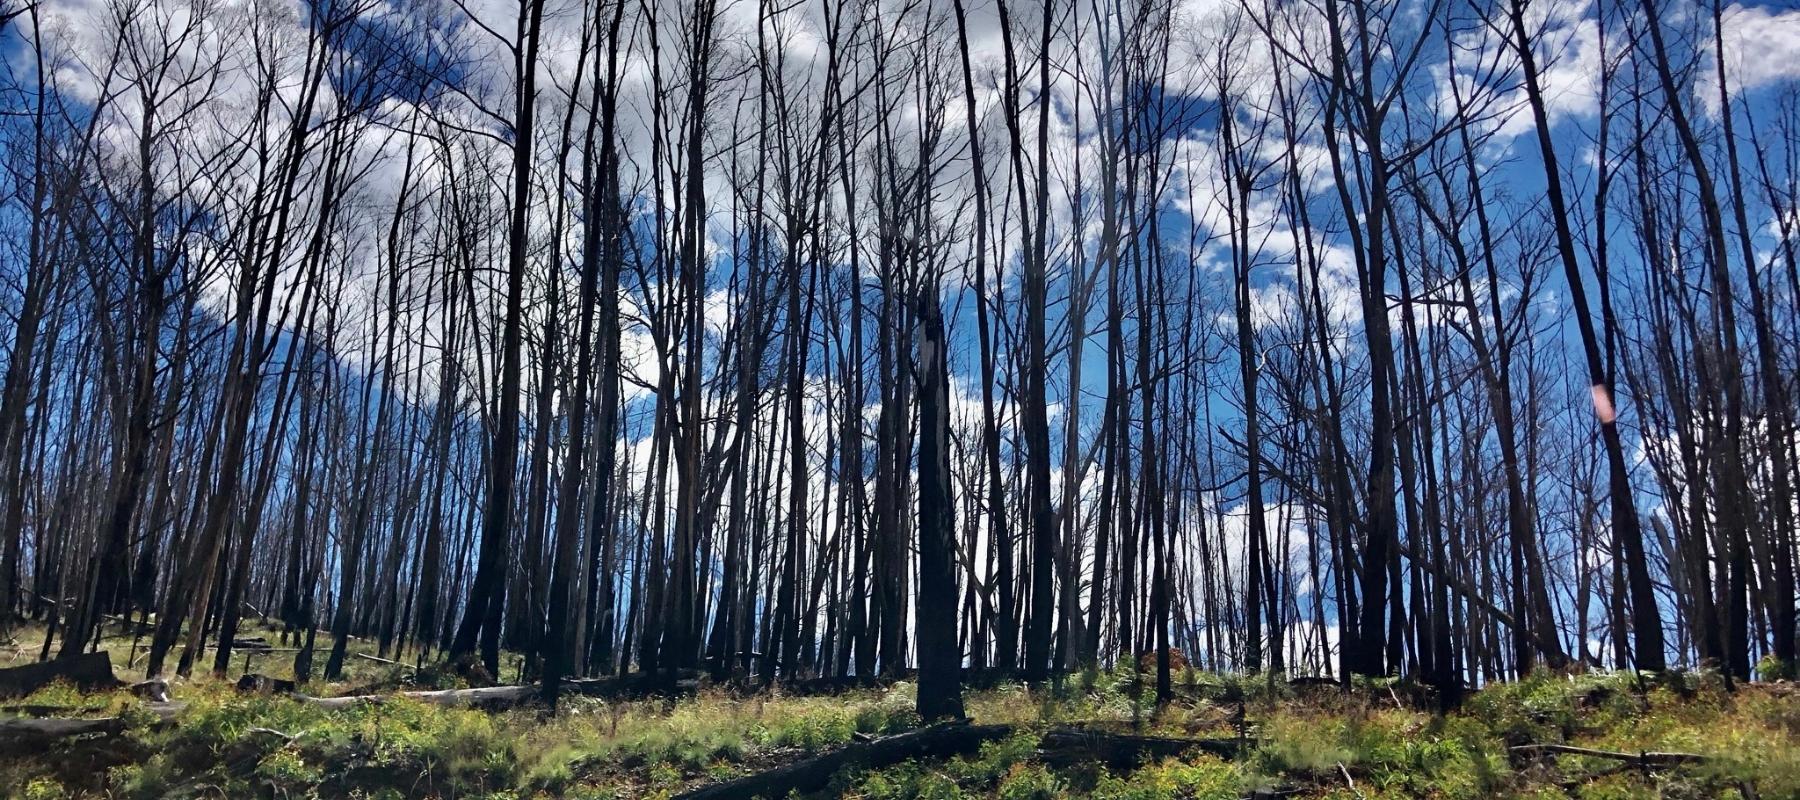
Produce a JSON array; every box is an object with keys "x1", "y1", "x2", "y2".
[
  {"x1": 0, "y1": 626, "x2": 1795, "y2": 799},
  {"x1": 1, "y1": 619, "x2": 467, "y2": 692}
]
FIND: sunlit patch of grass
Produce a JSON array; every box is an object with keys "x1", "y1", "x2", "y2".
[
  {"x1": 542, "y1": 683, "x2": 919, "y2": 776},
  {"x1": 1087, "y1": 756, "x2": 1244, "y2": 800},
  {"x1": 13, "y1": 681, "x2": 138, "y2": 716},
  {"x1": 1253, "y1": 703, "x2": 1508, "y2": 799},
  {"x1": 993, "y1": 761, "x2": 1063, "y2": 799},
  {"x1": 1254, "y1": 712, "x2": 1360, "y2": 777},
  {"x1": 844, "y1": 741, "x2": 1246, "y2": 800},
  {"x1": 942, "y1": 732, "x2": 1041, "y2": 787},
  {"x1": 844, "y1": 760, "x2": 971, "y2": 800},
  {"x1": 1, "y1": 619, "x2": 468, "y2": 702},
  {"x1": 2, "y1": 660, "x2": 1797, "y2": 799},
  {"x1": 1555, "y1": 682, "x2": 1800, "y2": 798}
]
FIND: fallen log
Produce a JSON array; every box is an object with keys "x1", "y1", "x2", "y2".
[
  {"x1": 0, "y1": 651, "x2": 122, "y2": 698},
  {"x1": 1511, "y1": 743, "x2": 1708, "y2": 767},
  {"x1": 303, "y1": 684, "x2": 538, "y2": 711},
  {"x1": 674, "y1": 721, "x2": 1013, "y2": 800},
  {"x1": 0, "y1": 700, "x2": 184, "y2": 746},
  {"x1": 1036, "y1": 727, "x2": 1249, "y2": 767},
  {"x1": 0, "y1": 715, "x2": 127, "y2": 743},
  {"x1": 306, "y1": 672, "x2": 701, "y2": 710},
  {"x1": 352, "y1": 652, "x2": 404, "y2": 666},
  {"x1": 0, "y1": 703, "x2": 110, "y2": 717},
  {"x1": 228, "y1": 668, "x2": 700, "y2": 713}
]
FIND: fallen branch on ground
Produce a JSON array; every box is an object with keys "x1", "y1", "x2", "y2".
[
  {"x1": 0, "y1": 715, "x2": 128, "y2": 742},
  {"x1": 674, "y1": 721, "x2": 1013, "y2": 800},
  {"x1": 233, "y1": 670, "x2": 701, "y2": 711},
  {"x1": 352, "y1": 652, "x2": 406, "y2": 667},
  {"x1": 303, "y1": 684, "x2": 539, "y2": 711},
  {"x1": 1337, "y1": 761, "x2": 1366, "y2": 800},
  {"x1": 1035, "y1": 727, "x2": 1249, "y2": 766},
  {"x1": 0, "y1": 701, "x2": 182, "y2": 746},
  {"x1": 1511, "y1": 743, "x2": 1709, "y2": 767}
]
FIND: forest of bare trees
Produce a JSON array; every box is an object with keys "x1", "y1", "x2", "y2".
[{"x1": 0, "y1": 0, "x2": 1796, "y2": 718}]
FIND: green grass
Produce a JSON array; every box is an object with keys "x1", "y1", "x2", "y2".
[
  {"x1": 0, "y1": 617, "x2": 466, "y2": 695},
  {"x1": 1, "y1": 636, "x2": 1795, "y2": 799}
]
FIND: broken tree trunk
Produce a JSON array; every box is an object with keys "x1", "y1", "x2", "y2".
[
  {"x1": 0, "y1": 702, "x2": 185, "y2": 748},
  {"x1": 0, "y1": 715, "x2": 127, "y2": 742},
  {"x1": 0, "y1": 651, "x2": 121, "y2": 697},
  {"x1": 675, "y1": 722, "x2": 1013, "y2": 800}
]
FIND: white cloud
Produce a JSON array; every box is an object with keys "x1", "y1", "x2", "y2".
[{"x1": 1704, "y1": 2, "x2": 1800, "y2": 112}]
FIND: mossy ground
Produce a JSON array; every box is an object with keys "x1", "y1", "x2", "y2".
[{"x1": 1, "y1": 626, "x2": 1795, "y2": 799}]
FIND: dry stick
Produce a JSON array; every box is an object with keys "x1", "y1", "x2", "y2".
[
  {"x1": 1034, "y1": 727, "x2": 1250, "y2": 765},
  {"x1": 1511, "y1": 743, "x2": 1708, "y2": 767},
  {"x1": 353, "y1": 652, "x2": 400, "y2": 665},
  {"x1": 1337, "y1": 762, "x2": 1365, "y2": 800}
]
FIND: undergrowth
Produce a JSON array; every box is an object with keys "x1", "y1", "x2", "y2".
[{"x1": 0, "y1": 656, "x2": 1794, "y2": 799}]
